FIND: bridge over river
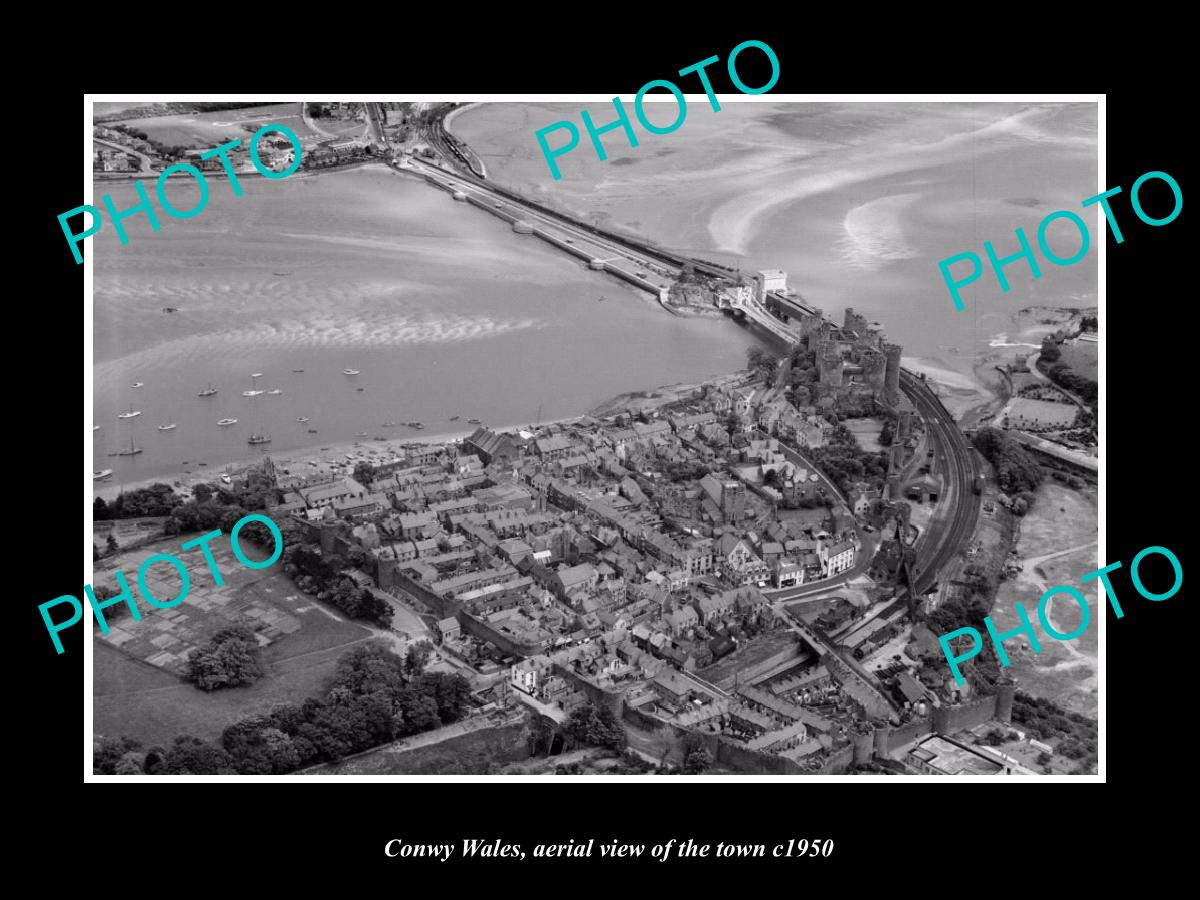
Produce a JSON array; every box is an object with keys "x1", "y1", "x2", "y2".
[{"x1": 399, "y1": 149, "x2": 814, "y2": 347}]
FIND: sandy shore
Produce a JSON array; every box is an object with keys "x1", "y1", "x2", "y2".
[
  {"x1": 93, "y1": 369, "x2": 752, "y2": 503},
  {"x1": 93, "y1": 414, "x2": 569, "y2": 502}
]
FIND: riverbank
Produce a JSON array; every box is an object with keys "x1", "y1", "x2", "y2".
[
  {"x1": 94, "y1": 365, "x2": 757, "y2": 502},
  {"x1": 93, "y1": 411, "x2": 583, "y2": 502},
  {"x1": 588, "y1": 371, "x2": 750, "y2": 419}
]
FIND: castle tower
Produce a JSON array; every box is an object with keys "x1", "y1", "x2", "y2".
[
  {"x1": 844, "y1": 307, "x2": 871, "y2": 343},
  {"x1": 799, "y1": 314, "x2": 825, "y2": 342},
  {"x1": 853, "y1": 730, "x2": 873, "y2": 764},
  {"x1": 818, "y1": 347, "x2": 843, "y2": 386},
  {"x1": 808, "y1": 322, "x2": 833, "y2": 358},
  {"x1": 873, "y1": 725, "x2": 890, "y2": 758},
  {"x1": 318, "y1": 521, "x2": 338, "y2": 554},
  {"x1": 867, "y1": 321, "x2": 887, "y2": 349},
  {"x1": 861, "y1": 347, "x2": 887, "y2": 393},
  {"x1": 883, "y1": 342, "x2": 902, "y2": 406},
  {"x1": 897, "y1": 409, "x2": 913, "y2": 440},
  {"x1": 886, "y1": 472, "x2": 902, "y2": 500}
]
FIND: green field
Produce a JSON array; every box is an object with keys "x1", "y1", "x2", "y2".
[
  {"x1": 1058, "y1": 340, "x2": 1098, "y2": 381},
  {"x1": 988, "y1": 482, "x2": 1098, "y2": 716},
  {"x1": 120, "y1": 103, "x2": 319, "y2": 149},
  {"x1": 93, "y1": 553, "x2": 375, "y2": 747}
]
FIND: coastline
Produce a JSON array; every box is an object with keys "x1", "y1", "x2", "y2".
[
  {"x1": 93, "y1": 371, "x2": 749, "y2": 502},
  {"x1": 95, "y1": 415, "x2": 566, "y2": 503},
  {"x1": 442, "y1": 102, "x2": 483, "y2": 133}
]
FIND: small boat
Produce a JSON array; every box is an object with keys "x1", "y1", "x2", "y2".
[
  {"x1": 297, "y1": 416, "x2": 311, "y2": 423},
  {"x1": 242, "y1": 389, "x2": 265, "y2": 397},
  {"x1": 382, "y1": 421, "x2": 397, "y2": 428},
  {"x1": 113, "y1": 437, "x2": 142, "y2": 456},
  {"x1": 356, "y1": 387, "x2": 364, "y2": 392},
  {"x1": 307, "y1": 428, "x2": 319, "y2": 434},
  {"x1": 93, "y1": 425, "x2": 101, "y2": 431},
  {"x1": 449, "y1": 416, "x2": 460, "y2": 422},
  {"x1": 267, "y1": 389, "x2": 282, "y2": 395},
  {"x1": 248, "y1": 433, "x2": 272, "y2": 445},
  {"x1": 274, "y1": 272, "x2": 291, "y2": 277},
  {"x1": 467, "y1": 418, "x2": 481, "y2": 425},
  {"x1": 291, "y1": 368, "x2": 305, "y2": 373},
  {"x1": 405, "y1": 421, "x2": 424, "y2": 430},
  {"x1": 345, "y1": 454, "x2": 355, "y2": 462},
  {"x1": 343, "y1": 368, "x2": 360, "y2": 376},
  {"x1": 117, "y1": 405, "x2": 142, "y2": 419},
  {"x1": 161, "y1": 306, "x2": 178, "y2": 313},
  {"x1": 157, "y1": 422, "x2": 177, "y2": 431},
  {"x1": 93, "y1": 469, "x2": 113, "y2": 481},
  {"x1": 131, "y1": 382, "x2": 145, "y2": 388},
  {"x1": 218, "y1": 418, "x2": 238, "y2": 426},
  {"x1": 251, "y1": 373, "x2": 263, "y2": 378},
  {"x1": 198, "y1": 383, "x2": 218, "y2": 397},
  {"x1": 354, "y1": 431, "x2": 369, "y2": 438}
]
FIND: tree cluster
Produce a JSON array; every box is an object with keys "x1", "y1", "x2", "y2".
[
  {"x1": 563, "y1": 700, "x2": 627, "y2": 752},
  {"x1": 922, "y1": 590, "x2": 1003, "y2": 689},
  {"x1": 1037, "y1": 336, "x2": 1097, "y2": 407},
  {"x1": 185, "y1": 625, "x2": 264, "y2": 691},
  {"x1": 879, "y1": 417, "x2": 897, "y2": 447},
  {"x1": 1045, "y1": 362, "x2": 1098, "y2": 406},
  {"x1": 1011, "y1": 691, "x2": 1097, "y2": 772},
  {"x1": 682, "y1": 745, "x2": 714, "y2": 774},
  {"x1": 283, "y1": 545, "x2": 392, "y2": 626},
  {"x1": 746, "y1": 346, "x2": 779, "y2": 381},
  {"x1": 808, "y1": 425, "x2": 890, "y2": 495},
  {"x1": 980, "y1": 728, "x2": 1019, "y2": 746},
  {"x1": 664, "y1": 460, "x2": 712, "y2": 483},
  {"x1": 94, "y1": 483, "x2": 179, "y2": 520},
  {"x1": 973, "y1": 427, "x2": 1044, "y2": 501},
  {"x1": 107, "y1": 642, "x2": 474, "y2": 775}
]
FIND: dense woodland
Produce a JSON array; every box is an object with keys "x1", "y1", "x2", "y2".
[{"x1": 1038, "y1": 336, "x2": 1098, "y2": 408}]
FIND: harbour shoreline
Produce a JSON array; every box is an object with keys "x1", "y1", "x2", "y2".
[{"x1": 92, "y1": 371, "x2": 748, "y2": 502}]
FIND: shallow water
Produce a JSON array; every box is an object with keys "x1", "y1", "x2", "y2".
[
  {"x1": 91, "y1": 166, "x2": 765, "y2": 484},
  {"x1": 455, "y1": 100, "x2": 1098, "y2": 379}
]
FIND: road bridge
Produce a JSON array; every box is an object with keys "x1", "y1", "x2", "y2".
[
  {"x1": 407, "y1": 134, "x2": 819, "y2": 344},
  {"x1": 724, "y1": 292, "x2": 801, "y2": 344},
  {"x1": 764, "y1": 289, "x2": 822, "y2": 321}
]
